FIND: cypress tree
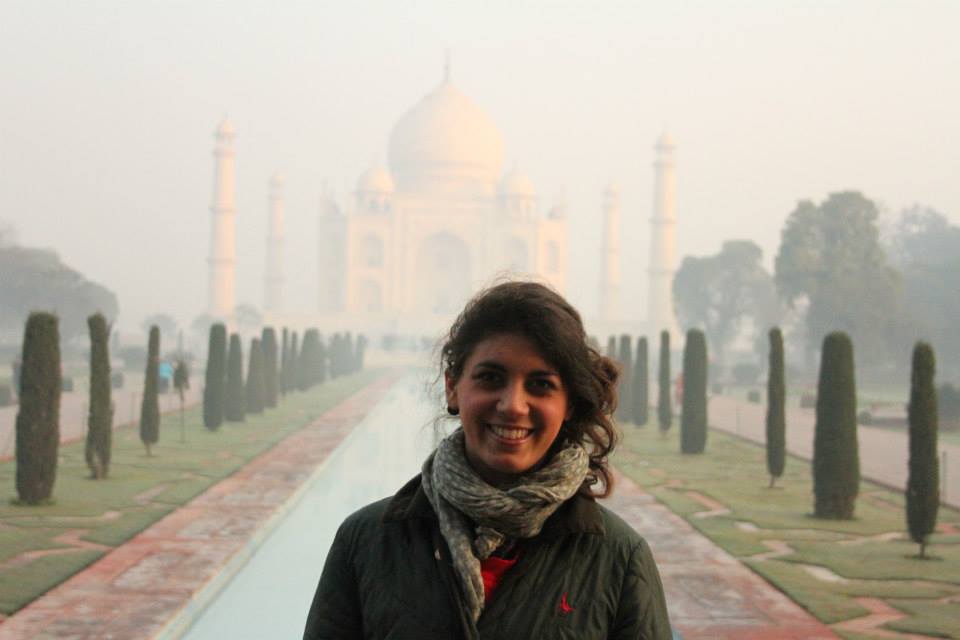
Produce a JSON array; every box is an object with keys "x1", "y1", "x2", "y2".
[
  {"x1": 615, "y1": 335, "x2": 633, "y2": 423},
  {"x1": 225, "y1": 333, "x2": 245, "y2": 422},
  {"x1": 15, "y1": 312, "x2": 61, "y2": 504},
  {"x1": 173, "y1": 359, "x2": 189, "y2": 443},
  {"x1": 330, "y1": 333, "x2": 342, "y2": 378},
  {"x1": 280, "y1": 327, "x2": 289, "y2": 397},
  {"x1": 355, "y1": 334, "x2": 368, "y2": 373},
  {"x1": 297, "y1": 330, "x2": 315, "y2": 391},
  {"x1": 139, "y1": 325, "x2": 160, "y2": 456},
  {"x1": 907, "y1": 342, "x2": 939, "y2": 558},
  {"x1": 261, "y1": 327, "x2": 279, "y2": 408},
  {"x1": 344, "y1": 332, "x2": 355, "y2": 374},
  {"x1": 766, "y1": 327, "x2": 786, "y2": 488},
  {"x1": 813, "y1": 332, "x2": 859, "y2": 519},
  {"x1": 605, "y1": 335, "x2": 616, "y2": 360},
  {"x1": 680, "y1": 329, "x2": 708, "y2": 454},
  {"x1": 203, "y1": 323, "x2": 227, "y2": 430},
  {"x1": 85, "y1": 313, "x2": 112, "y2": 478},
  {"x1": 286, "y1": 332, "x2": 299, "y2": 390},
  {"x1": 631, "y1": 336, "x2": 649, "y2": 426},
  {"x1": 245, "y1": 337, "x2": 265, "y2": 414},
  {"x1": 657, "y1": 330, "x2": 672, "y2": 433},
  {"x1": 317, "y1": 333, "x2": 328, "y2": 383}
]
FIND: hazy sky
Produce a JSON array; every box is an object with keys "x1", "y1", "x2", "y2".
[{"x1": 2, "y1": 1, "x2": 958, "y2": 333}]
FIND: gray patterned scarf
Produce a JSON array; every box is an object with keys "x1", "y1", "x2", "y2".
[{"x1": 420, "y1": 428, "x2": 589, "y2": 623}]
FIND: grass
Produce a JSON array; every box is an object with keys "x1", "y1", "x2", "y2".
[
  {"x1": 615, "y1": 422, "x2": 960, "y2": 639},
  {"x1": 0, "y1": 369, "x2": 382, "y2": 616}
]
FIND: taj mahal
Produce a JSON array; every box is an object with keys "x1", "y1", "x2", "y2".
[{"x1": 206, "y1": 66, "x2": 678, "y2": 338}]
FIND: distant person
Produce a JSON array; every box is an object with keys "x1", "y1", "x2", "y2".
[{"x1": 304, "y1": 281, "x2": 672, "y2": 639}]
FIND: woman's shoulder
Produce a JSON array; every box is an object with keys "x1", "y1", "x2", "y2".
[
  {"x1": 594, "y1": 501, "x2": 656, "y2": 558},
  {"x1": 338, "y1": 474, "x2": 426, "y2": 535}
]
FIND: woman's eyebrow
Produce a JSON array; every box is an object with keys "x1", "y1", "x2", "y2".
[{"x1": 472, "y1": 361, "x2": 560, "y2": 377}]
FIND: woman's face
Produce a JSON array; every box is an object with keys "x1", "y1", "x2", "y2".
[{"x1": 445, "y1": 333, "x2": 573, "y2": 486}]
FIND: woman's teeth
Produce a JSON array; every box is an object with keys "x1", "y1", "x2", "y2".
[{"x1": 489, "y1": 424, "x2": 530, "y2": 440}]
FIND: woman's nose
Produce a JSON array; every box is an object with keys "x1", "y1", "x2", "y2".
[{"x1": 496, "y1": 382, "x2": 529, "y2": 416}]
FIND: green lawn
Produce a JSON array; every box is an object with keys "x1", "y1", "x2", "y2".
[
  {"x1": 0, "y1": 369, "x2": 382, "y2": 615},
  {"x1": 615, "y1": 422, "x2": 960, "y2": 639}
]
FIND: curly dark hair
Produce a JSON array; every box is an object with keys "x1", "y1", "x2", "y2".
[{"x1": 440, "y1": 281, "x2": 620, "y2": 497}]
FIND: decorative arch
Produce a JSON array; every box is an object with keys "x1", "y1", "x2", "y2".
[{"x1": 416, "y1": 232, "x2": 471, "y2": 314}]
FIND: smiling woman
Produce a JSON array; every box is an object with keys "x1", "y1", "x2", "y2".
[{"x1": 304, "y1": 281, "x2": 672, "y2": 640}]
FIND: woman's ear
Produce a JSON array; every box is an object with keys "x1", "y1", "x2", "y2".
[{"x1": 444, "y1": 370, "x2": 458, "y2": 412}]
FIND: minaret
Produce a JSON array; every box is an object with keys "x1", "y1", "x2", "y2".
[
  {"x1": 648, "y1": 133, "x2": 679, "y2": 338},
  {"x1": 599, "y1": 182, "x2": 620, "y2": 322},
  {"x1": 264, "y1": 173, "x2": 284, "y2": 312},
  {"x1": 208, "y1": 117, "x2": 236, "y2": 318}
]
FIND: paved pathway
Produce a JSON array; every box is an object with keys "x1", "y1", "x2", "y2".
[
  {"x1": 710, "y1": 394, "x2": 960, "y2": 507},
  {"x1": 604, "y1": 473, "x2": 838, "y2": 639},
  {"x1": 0, "y1": 374, "x2": 201, "y2": 459},
  {"x1": 0, "y1": 373, "x2": 839, "y2": 639}
]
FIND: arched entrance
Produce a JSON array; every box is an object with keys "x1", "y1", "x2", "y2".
[{"x1": 416, "y1": 232, "x2": 471, "y2": 315}]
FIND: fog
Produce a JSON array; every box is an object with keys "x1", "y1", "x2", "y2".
[{"x1": 1, "y1": 1, "x2": 958, "y2": 332}]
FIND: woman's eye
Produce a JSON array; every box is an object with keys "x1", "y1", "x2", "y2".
[
  {"x1": 475, "y1": 371, "x2": 501, "y2": 383},
  {"x1": 530, "y1": 378, "x2": 556, "y2": 391}
]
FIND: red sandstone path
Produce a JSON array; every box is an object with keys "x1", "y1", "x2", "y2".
[
  {"x1": 1, "y1": 372, "x2": 837, "y2": 639},
  {"x1": 604, "y1": 472, "x2": 838, "y2": 639}
]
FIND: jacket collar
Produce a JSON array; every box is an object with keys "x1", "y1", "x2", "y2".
[{"x1": 382, "y1": 474, "x2": 605, "y2": 538}]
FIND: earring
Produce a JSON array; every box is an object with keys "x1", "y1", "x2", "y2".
[{"x1": 447, "y1": 406, "x2": 459, "y2": 416}]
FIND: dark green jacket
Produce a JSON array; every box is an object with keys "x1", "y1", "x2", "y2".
[{"x1": 304, "y1": 475, "x2": 672, "y2": 639}]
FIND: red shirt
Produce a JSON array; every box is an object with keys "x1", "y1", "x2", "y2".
[{"x1": 480, "y1": 554, "x2": 520, "y2": 603}]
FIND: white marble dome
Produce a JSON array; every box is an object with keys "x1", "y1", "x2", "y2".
[{"x1": 388, "y1": 79, "x2": 505, "y2": 194}]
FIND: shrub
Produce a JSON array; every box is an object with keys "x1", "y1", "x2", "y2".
[
  {"x1": 261, "y1": 327, "x2": 279, "y2": 408},
  {"x1": 85, "y1": 313, "x2": 112, "y2": 478},
  {"x1": 15, "y1": 312, "x2": 61, "y2": 504},
  {"x1": 657, "y1": 331, "x2": 672, "y2": 433},
  {"x1": 203, "y1": 323, "x2": 227, "y2": 430},
  {"x1": 747, "y1": 390, "x2": 761, "y2": 403},
  {"x1": 111, "y1": 371, "x2": 124, "y2": 389},
  {"x1": 813, "y1": 332, "x2": 859, "y2": 519},
  {"x1": 906, "y1": 342, "x2": 939, "y2": 558},
  {"x1": 680, "y1": 329, "x2": 708, "y2": 454},
  {"x1": 631, "y1": 336, "x2": 649, "y2": 426},
  {"x1": 615, "y1": 335, "x2": 633, "y2": 423},
  {"x1": 139, "y1": 326, "x2": 160, "y2": 455},
  {"x1": 245, "y1": 337, "x2": 265, "y2": 414},
  {"x1": 766, "y1": 327, "x2": 786, "y2": 488},
  {"x1": 225, "y1": 333, "x2": 245, "y2": 422}
]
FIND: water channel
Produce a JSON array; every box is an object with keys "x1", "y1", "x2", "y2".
[{"x1": 182, "y1": 373, "x2": 441, "y2": 639}]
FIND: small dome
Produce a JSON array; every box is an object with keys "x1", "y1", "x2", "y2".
[
  {"x1": 603, "y1": 181, "x2": 619, "y2": 196},
  {"x1": 499, "y1": 169, "x2": 535, "y2": 198},
  {"x1": 357, "y1": 167, "x2": 395, "y2": 194},
  {"x1": 656, "y1": 132, "x2": 675, "y2": 149}
]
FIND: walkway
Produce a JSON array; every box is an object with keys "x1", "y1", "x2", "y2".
[
  {"x1": 0, "y1": 373, "x2": 837, "y2": 639},
  {"x1": 710, "y1": 394, "x2": 960, "y2": 507},
  {"x1": 0, "y1": 373, "x2": 201, "y2": 459}
]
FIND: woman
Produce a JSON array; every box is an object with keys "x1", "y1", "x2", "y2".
[{"x1": 304, "y1": 282, "x2": 671, "y2": 639}]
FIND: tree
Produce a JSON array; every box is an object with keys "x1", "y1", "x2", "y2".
[
  {"x1": 354, "y1": 334, "x2": 367, "y2": 373},
  {"x1": 261, "y1": 327, "x2": 279, "y2": 408},
  {"x1": 615, "y1": 335, "x2": 633, "y2": 423},
  {"x1": 605, "y1": 335, "x2": 616, "y2": 360},
  {"x1": 85, "y1": 313, "x2": 112, "y2": 478},
  {"x1": 234, "y1": 303, "x2": 262, "y2": 335},
  {"x1": 15, "y1": 312, "x2": 61, "y2": 504},
  {"x1": 0, "y1": 244, "x2": 118, "y2": 342},
  {"x1": 286, "y1": 331, "x2": 299, "y2": 389},
  {"x1": 203, "y1": 323, "x2": 227, "y2": 430},
  {"x1": 245, "y1": 337, "x2": 265, "y2": 414},
  {"x1": 173, "y1": 359, "x2": 189, "y2": 443},
  {"x1": 225, "y1": 333, "x2": 245, "y2": 422},
  {"x1": 775, "y1": 192, "x2": 902, "y2": 365},
  {"x1": 280, "y1": 328, "x2": 289, "y2": 396},
  {"x1": 673, "y1": 240, "x2": 779, "y2": 368},
  {"x1": 142, "y1": 313, "x2": 177, "y2": 340},
  {"x1": 906, "y1": 342, "x2": 939, "y2": 558},
  {"x1": 298, "y1": 330, "x2": 316, "y2": 391},
  {"x1": 680, "y1": 329, "x2": 708, "y2": 454},
  {"x1": 631, "y1": 336, "x2": 649, "y2": 426},
  {"x1": 813, "y1": 332, "x2": 859, "y2": 519},
  {"x1": 139, "y1": 325, "x2": 160, "y2": 455},
  {"x1": 657, "y1": 331, "x2": 672, "y2": 433},
  {"x1": 891, "y1": 206, "x2": 960, "y2": 378},
  {"x1": 766, "y1": 327, "x2": 786, "y2": 488}
]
